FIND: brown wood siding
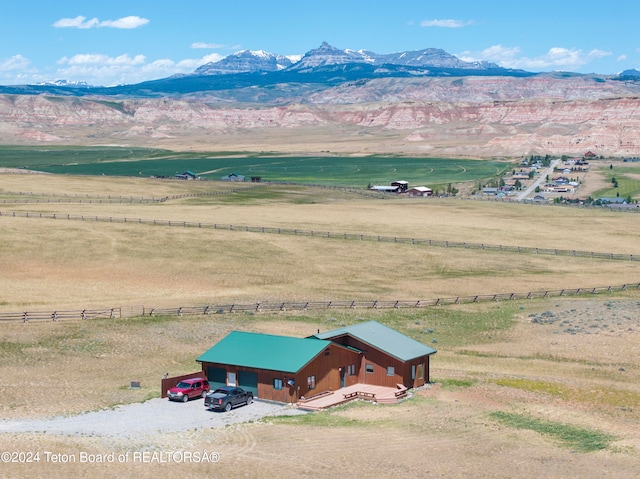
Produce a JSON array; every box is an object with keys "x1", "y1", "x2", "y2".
[
  {"x1": 201, "y1": 361, "x2": 296, "y2": 403},
  {"x1": 402, "y1": 357, "x2": 431, "y2": 388},
  {"x1": 200, "y1": 344, "x2": 361, "y2": 403},
  {"x1": 331, "y1": 335, "x2": 432, "y2": 388},
  {"x1": 297, "y1": 344, "x2": 361, "y2": 399}
]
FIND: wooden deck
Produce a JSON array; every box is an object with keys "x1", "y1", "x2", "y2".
[{"x1": 297, "y1": 383, "x2": 407, "y2": 411}]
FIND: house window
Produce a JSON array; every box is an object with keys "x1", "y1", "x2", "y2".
[
  {"x1": 273, "y1": 378, "x2": 283, "y2": 390},
  {"x1": 411, "y1": 365, "x2": 416, "y2": 380},
  {"x1": 386, "y1": 366, "x2": 395, "y2": 376},
  {"x1": 417, "y1": 363, "x2": 424, "y2": 380},
  {"x1": 227, "y1": 372, "x2": 236, "y2": 386},
  {"x1": 365, "y1": 364, "x2": 374, "y2": 374},
  {"x1": 347, "y1": 364, "x2": 356, "y2": 376},
  {"x1": 307, "y1": 375, "x2": 316, "y2": 390}
]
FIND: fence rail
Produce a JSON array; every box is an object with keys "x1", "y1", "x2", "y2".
[
  {"x1": 2, "y1": 283, "x2": 639, "y2": 323},
  {"x1": 0, "y1": 308, "x2": 121, "y2": 323},
  {"x1": 1, "y1": 210, "x2": 638, "y2": 262}
]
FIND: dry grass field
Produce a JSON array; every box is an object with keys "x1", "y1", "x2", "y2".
[{"x1": 1, "y1": 166, "x2": 640, "y2": 478}]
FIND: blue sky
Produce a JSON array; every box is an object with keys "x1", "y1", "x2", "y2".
[{"x1": 1, "y1": 1, "x2": 638, "y2": 86}]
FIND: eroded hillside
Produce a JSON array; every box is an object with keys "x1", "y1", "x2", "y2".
[{"x1": 2, "y1": 75, "x2": 640, "y2": 157}]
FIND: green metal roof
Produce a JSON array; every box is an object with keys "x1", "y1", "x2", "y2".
[
  {"x1": 196, "y1": 331, "x2": 331, "y2": 374},
  {"x1": 313, "y1": 320, "x2": 436, "y2": 362}
]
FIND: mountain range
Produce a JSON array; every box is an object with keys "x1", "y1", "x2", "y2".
[
  {"x1": 1, "y1": 43, "x2": 640, "y2": 158},
  {"x1": 1, "y1": 42, "x2": 637, "y2": 101},
  {"x1": 0, "y1": 42, "x2": 531, "y2": 99},
  {"x1": 194, "y1": 42, "x2": 500, "y2": 76}
]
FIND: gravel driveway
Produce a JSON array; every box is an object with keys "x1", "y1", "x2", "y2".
[{"x1": 0, "y1": 397, "x2": 307, "y2": 439}]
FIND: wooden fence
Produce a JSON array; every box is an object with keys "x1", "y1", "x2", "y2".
[
  {"x1": 2, "y1": 210, "x2": 638, "y2": 262},
  {"x1": 0, "y1": 308, "x2": 122, "y2": 323},
  {"x1": 2, "y1": 283, "x2": 639, "y2": 323}
]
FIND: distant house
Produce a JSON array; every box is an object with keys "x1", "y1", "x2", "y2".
[
  {"x1": 482, "y1": 187, "x2": 498, "y2": 195},
  {"x1": 406, "y1": 186, "x2": 433, "y2": 197},
  {"x1": 584, "y1": 151, "x2": 597, "y2": 158},
  {"x1": 221, "y1": 172, "x2": 245, "y2": 182},
  {"x1": 391, "y1": 180, "x2": 409, "y2": 193},
  {"x1": 175, "y1": 170, "x2": 197, "y2": 180},
  {"x1": 370, "y1": 185, "x2": 400, "y2": 193},
  {"x1": 196, "y1": 321, "x2": 436, "y2": 404},
  {"x1": 599, "y1": 197, "x2": 627, "y2": 205}
]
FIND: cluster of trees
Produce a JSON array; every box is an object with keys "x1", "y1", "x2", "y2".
[{"x1": 526, "y1": 154, "x2": 553, "y2": 167}]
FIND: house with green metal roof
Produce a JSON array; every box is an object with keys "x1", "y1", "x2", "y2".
[
  {"x1": 313, "y1": 321, "x2": 436, "y2": 391},
  {"x1": 196, "y1": 321, "x2": 436, "y2": 404},
  {"x1": 197, "y1": 331, "x2": 362, "y2": 403},
  {"x1": 197, "y1": 331, "x2": 331, "y2": 373}
]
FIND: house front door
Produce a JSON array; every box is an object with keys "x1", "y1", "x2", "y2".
[{"x1": 340, "y1": 366, "x2": 346, "y2": 388}]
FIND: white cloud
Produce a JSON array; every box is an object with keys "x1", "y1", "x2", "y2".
[
  {"x1": 191, "y1": 42, "x2": 225, "y2": 49},
  {"x1": 1, "y1": 54, "x2": 31, "y2": 71},
  {"x1": 53, "y1": 15, "x2": 149, "y2": 29},
  {"x1": 58, "y1": 54, "x2": 146, "y2": 67},
  {"x1": 53, "y1": 16, "x2": 100, "y2": 29},
  {"x1": 0, "y1": 54, "x2": 46, "y2": 85},
  {"x1": 50, "y1": 52, "x2": 224, "y2": 86},
  {"x1": 459, "y1": 44, "x2": 613, "y2": 71},
  {"x1": 99, "y1": 16, "x2": 149, "y2": 29},
  {"x1": 617, "y1": 54, "x2": 627, "y2": 62},
  {"x1": 587, "y1": 49, "x2": 611, "y2": 59},
  {"x1": 176, "y1": 53, "x2": 224, "y2": 69},
  {"x1": 420, "y1": 19, "x2": 473, "y2": 28}
]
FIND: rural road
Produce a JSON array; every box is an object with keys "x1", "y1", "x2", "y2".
[{"x1": 516, "y1": 159, "x2": 561, "y2": 200}]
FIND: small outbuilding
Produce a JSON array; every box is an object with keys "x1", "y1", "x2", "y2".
[
  {"x1": 175, "y1": 171, "x2": 197, "y2": 180},
  {"x1": 391, "y1": 180, "x2": 409, "y2": 192},
  {"x1": 221, "y1": 172, "x2": 245, "y2": 182},
  {"x1": 406, "y1": 186, "x2": 433, "y2": 197}
]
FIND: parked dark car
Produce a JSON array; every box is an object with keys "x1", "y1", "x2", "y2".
[
  {"x1": 167, "y1": 378, "x2": 210, "y2": 402},
  {"x1": 204, "y1": 386, "x2": 253, "y2": 412}
]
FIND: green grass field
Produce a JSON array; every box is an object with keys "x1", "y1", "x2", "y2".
[
  {"x1": 595, "y1": 165, "x2": 640, "y2": 200},
  {"x1": 0, "y1": 146, "x2": 511, "y2": 188}
]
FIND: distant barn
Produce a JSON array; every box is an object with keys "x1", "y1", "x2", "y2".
[
  {"x1": 391, "y1": 180, "x2": 409, "y2": 192},
  {"x1": 222, "y1": 173, "x2": 245, "y2": 182},
  {"x1": 175, "y1": 170, "x2": 197, "y2": 180},
  {"x1": 406, "y1": 186, "x2": 432, "y2": 197}
]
